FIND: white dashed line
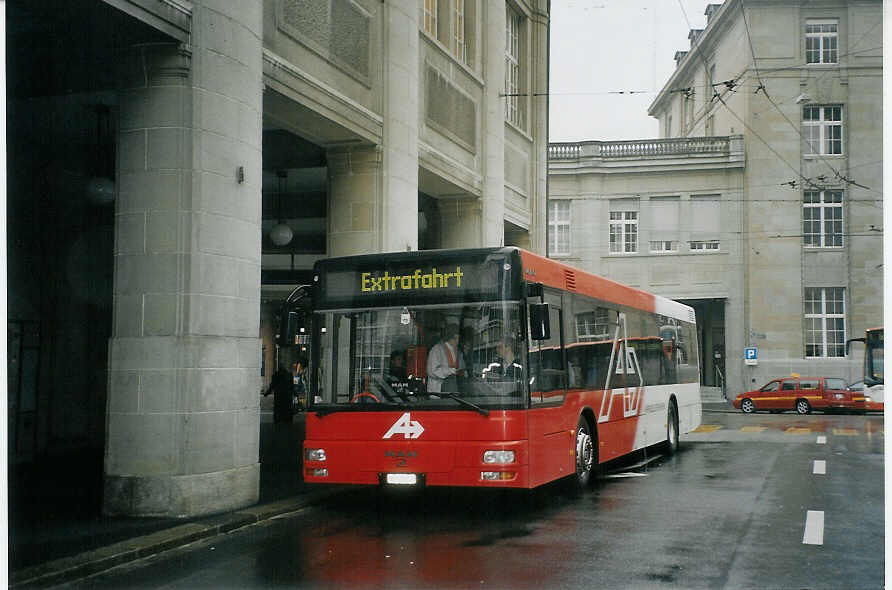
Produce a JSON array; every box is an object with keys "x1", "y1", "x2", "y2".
[
  {"x1": 816, "y1": 435, "x2": 827, "y2": 444},
  {"x1": 803, "y1": 510, "x2": 825, "y2": 545},
  {"x1": 813, "y1": 460, "x2": 826, "y2": 475}
]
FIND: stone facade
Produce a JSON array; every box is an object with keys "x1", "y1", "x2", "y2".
[
  {"x1": 6, "y1": 1, "x2": 550, "y2": 517},
  {"x1": 549, "y1": 0, "x2": 882, "y2": 395}
]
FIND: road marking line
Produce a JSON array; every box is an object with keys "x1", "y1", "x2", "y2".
[
  {"x1": 740, "y1": 426, "x2": 766, "y2": 433},
  {"x1": 803, "y1": 510, "x2": 825, "y2": 545},
  {"x1": 813, "y1": 460, "x2": 826, "y2": 475},
  {"x1": 833, "y1": 428, "x2": 858, "y2": 436},
  {"x1": 785, "y1": 427, "x2": 812, "y2": 435},
  {"x1": 816, "y1": 435, "x2": 827, "y2": 444},
  {"x1": 692, "y1": 424, "x2": 722, "y2": 433}
]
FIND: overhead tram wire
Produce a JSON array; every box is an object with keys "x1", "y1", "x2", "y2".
[
  {"x1": 672, "y1": 1, "x2": 851, "y2": 194},
  {"x1": 737, "y1": 0, "x2": 876, "y2": 194}
]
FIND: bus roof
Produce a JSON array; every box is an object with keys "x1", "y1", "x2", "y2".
[
  {"x1": 312, "y1": 247, "x2": 696, "y2": 324},
  {"x1": 517, "y1": 249, "x2": 696, "y2": 325}
]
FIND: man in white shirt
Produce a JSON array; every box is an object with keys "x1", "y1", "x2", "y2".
[{"x1": 426, "y1": 326, "x2": 465, "y2": 393}]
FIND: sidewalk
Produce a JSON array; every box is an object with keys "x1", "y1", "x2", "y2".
[
  {"x1": 702, "y1": 399, "x2": 739, "y2": 413},
  {"x1": 9, "y1": 414, "x2": 343, "y2": 588}
]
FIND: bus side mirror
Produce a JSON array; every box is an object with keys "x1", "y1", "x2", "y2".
[
  {"x1": 529, "y1": 303, "x2": 550, "y2": 341},
  {"x1": 279, "y1": 311, "x2": 299, "y2": 345},
  {"x1": 845, "y1": 337, "x2": 865, "y2": 355}
]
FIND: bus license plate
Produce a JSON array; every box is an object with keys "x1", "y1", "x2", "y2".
[{"x1": 386, "y1": 473, "x2": 417, "y2": 485}]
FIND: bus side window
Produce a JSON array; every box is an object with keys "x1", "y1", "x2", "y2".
[{"x1": 530, "y1": 303, "x2": 566, "y2": 405}]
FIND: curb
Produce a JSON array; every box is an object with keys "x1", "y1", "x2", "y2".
[{"x1": 11, "y1": 487, "x2": 347, "y2": 588}]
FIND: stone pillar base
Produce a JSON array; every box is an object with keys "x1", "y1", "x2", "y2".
[{"x1": 103, "y1": 463, "x2": 259, "y2": 518}]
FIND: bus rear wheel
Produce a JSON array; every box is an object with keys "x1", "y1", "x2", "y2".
[
  {"x1": 664, "y1": 402, "x2": 679, "y2": 455},
  {"x1": 574, "y1": 416, "x2": 596, "y2": 489}
]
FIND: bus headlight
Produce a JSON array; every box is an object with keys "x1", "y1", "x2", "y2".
[
  {"x1": 483, "y1": 450, "x2": 515, "y2": 464},
  {"x1": 305, "y1": 448, "x2": 327, "y2": 461}
]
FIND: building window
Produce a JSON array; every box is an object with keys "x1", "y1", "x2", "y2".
[
  {"x1": 424, "y1": 0, "x2": 437, "y2": 37},
  {"x1": 803, "y1": 190, "x2": 843, "y2": 248},
  {"x1": 505, "y1": 5, "x2": 524, "y2": 128},
  {"x1": 576, "y1": 308, "x2": 610, "y2": 341},
  {"x1": 453, "y1": 0, "x2": 465, "y2": 63},
  {"x1": 804, "y1": 287, "x2": 846, "y2": 357},
  {"x1": 548, "y1": 200, "x2": 570, "y2": 256},
  {"x1": 689, "y1": 240, "x2": 720, "y2": 251},
  {"x1": 806, "y1": 19, "x2": 838, "y2": 64},
  {"x1": 609, "y1": 211, "x2": 638, "y2": 254},
  {"x1": 649, "y1": 196, "x2": 680, "y2": 254},
  {"x1": 650, "y1": 240, "x2": 678, "y2": 253},
  {"x1": 803, "y1": 105, "x2": 843, "y2": 155}
]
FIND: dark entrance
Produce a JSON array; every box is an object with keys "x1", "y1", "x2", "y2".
[{"x1": 678, "y1": 298, "x2": 726, "y2": 390}]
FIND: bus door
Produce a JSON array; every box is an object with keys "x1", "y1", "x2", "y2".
[{"x1": 526, "y1": 290, "x2": 570, "y2": 486}]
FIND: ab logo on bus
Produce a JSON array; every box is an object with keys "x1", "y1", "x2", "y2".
[{"x1": 383, "y1": 412, "x2": 425, "y2": 439}]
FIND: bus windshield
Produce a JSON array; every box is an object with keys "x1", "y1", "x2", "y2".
[{"x1": 313, "y1": 302, "x2": 526, "y2": 411}]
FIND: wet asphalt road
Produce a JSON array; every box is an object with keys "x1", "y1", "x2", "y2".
[{"x1": 68, "y1": 410, "x2": 883, "y2": 589}]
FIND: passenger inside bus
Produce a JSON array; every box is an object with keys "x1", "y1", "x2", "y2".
[{"x1": 426, "y1": 325, "x2": 466, "y2": 393}]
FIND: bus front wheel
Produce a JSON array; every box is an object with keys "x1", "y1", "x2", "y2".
[{"x1": 574, "y1": 416, "x2": 596, "y2": 489}]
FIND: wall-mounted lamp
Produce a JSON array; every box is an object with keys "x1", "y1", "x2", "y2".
[{"x1": 269, "y1": 170, "x2": 293, "y2": 246}]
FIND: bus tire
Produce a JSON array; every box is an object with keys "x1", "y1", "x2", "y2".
[
  {"x1": 664, "y1": 401, "x2": 680, "y2": 455},
  {"x1": 574, "y1": 415, "x2": 596, "y2": 489}
]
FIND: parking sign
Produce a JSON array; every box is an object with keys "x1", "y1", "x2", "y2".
[{"x1": 744, "y1": 347, "x2": 758, "y2": 366}]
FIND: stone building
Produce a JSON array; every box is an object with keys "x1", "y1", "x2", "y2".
[
  {"x1": 7, "y1": 0, "x2": 550, "y2": 517},
  {"x1": 548, "y1": 0, "x2": 882, "y2": 396}
]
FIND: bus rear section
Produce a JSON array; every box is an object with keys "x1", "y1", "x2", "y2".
[{"x1": 304, "y1": 410, "x2": 539, "y2": 488}]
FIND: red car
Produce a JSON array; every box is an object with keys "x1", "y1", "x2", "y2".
[{"x1": 733, "y1": 377, "x2": 853, "y2": 414}]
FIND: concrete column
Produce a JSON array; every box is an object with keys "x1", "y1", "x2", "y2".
[
  {"x1": 104, "y1": 1, "x2": 263, "y2": 517},
  {"x1": 327, "y1": 146, "x2": 384, "y2": 257},
  {"x1": 440, "y1": 199, "x2": 483, "y2": 248},
  {"x1": 481, "y1": 1, "x2": 506, "y2": 246},
  {"x1": 381, "y1": 0, "x2": 419, "y2": 252},
  {"x1": 529, "y1": 3, "x2": 549, "y2": 254}
]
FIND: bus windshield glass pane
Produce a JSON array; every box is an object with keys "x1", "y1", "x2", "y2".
[{"x1": 313, "y1": 302, "x2": 526, "y2": 410}]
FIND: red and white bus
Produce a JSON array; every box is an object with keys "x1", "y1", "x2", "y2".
[{"x1": 302, "y1": 247, "x2": 701, "y2": 489}]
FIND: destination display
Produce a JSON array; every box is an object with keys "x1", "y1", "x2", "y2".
[{"x1": 315, "y1": 252, "x2": 524, "y2": 309}]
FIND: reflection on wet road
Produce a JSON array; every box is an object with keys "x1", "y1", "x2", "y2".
[{"x1": 73, "y1": 411, "x2": 884, "y2": 589}]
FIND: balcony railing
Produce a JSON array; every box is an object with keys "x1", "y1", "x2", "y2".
[{"x1": 548, "y1": 136, "x2": 732, "y2": 160}]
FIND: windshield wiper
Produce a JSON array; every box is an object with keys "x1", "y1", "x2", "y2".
[
  {"x1": 314, "y1": 401, "x2": 408, "y2": 418},
  {"x1": 434, "y1": 392, "x2": 489, "y2": 416}
]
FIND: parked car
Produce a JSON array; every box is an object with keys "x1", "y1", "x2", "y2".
[{"x1": 733, "y1": 377, "x2": 852, "y2": 414}]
